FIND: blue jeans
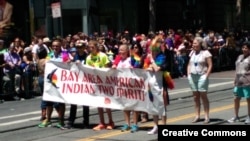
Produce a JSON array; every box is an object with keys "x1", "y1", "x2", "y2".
[
  {"x1": 177, "y1": 55, "x2": 188, "y2": 77},
  {"x1": 39, "y1": 76, "x2": 46, "y2": 109}
]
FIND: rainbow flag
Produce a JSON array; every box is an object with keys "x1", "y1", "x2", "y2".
[
  {"x1": 143, "y1": 56, "x2": 151, "y2": 69},
  {"x1": 131, "y1": 53, "x2": 141, "y2": 68},
  {"x1": 46, "y1": 51, "x2": 69, "y2": 62},
  {"x1": 46, "y1": 51, "x2": 53, "y2": 60},
  {"x1": 154, "y1": 54, "x2": 165, "y2": 66},
  {"x1": 163, "y1": 71, "x2": 175, "y2": 89}
]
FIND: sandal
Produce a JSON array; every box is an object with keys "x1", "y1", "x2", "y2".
[
  {"x1": 203, "y1": 118, "x2": 210, "y2": 124},
  {"x1": 191, "y1": 117, "x2": 200, "y2": 123},
  {"x1": 141, "y1": 117, "x2": 148, "y2": 123}
]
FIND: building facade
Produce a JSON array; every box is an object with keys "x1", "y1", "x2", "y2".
[{"x1": 4, "y1": 0, "x2": 250, "y2": 43}]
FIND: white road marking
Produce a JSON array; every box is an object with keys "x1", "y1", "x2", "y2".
[
  {"x1": 169, "y1": 81, "x2": 233, "y2": 95},
  {"x1": 0, "y1": 81, "x2": 233, "y2": 127},
  {"x1": 0, "y1": 107, "x2": 95, "y2": 127}
]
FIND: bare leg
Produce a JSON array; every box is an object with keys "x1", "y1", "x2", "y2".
[
  {"x1": 46, "y1": 106, "x2": 53, "y2": 122},
  {"x1": 92, "y1": 108, "x2": 106, "y2": 130},
  {"x1": 105, "y1": 108, "x2": 114, "y2": 130},
  {"x1": 98, "y1": 107, "x2": 105, "y2": 124},
  {"x1": 41, "y1": 108, "x2": 46, "y2": 120},
  {"x1": 124, "y1": 110, "x2": 131, "y2": 126},
  {"x1": 133, "y1": 111, "x2": 139, "y2": 125},
  {"x1": 106, "y1": 108, "x2": 113, "y2": 123},
  {"x1": 58, "y1": 103, "x2": 65, "y2": 125},
  {"x1": 38, "y1": 105, "x2": 53, "y2": 127},
  {"x1": 234, "y1": 97, "x2": 241, "y2": 117},
  {"x1": 193, "y1": 91, "x2": 201, "y2": 119},
  {"x1": 247, "y1": 98, "x2": 250, "y2": 116},
  {"x1": 200, "y1": 92, "x2": 209, "y2": 120},
  {"x1": 147, "y1": 115, "x2": 158, "y2": 134},
  {"x1": 161, "y1": 115, "x2": 167, "y2": 125},
  {"x1": 121, "y1": 110, "x2": 131, "y2": 131}
]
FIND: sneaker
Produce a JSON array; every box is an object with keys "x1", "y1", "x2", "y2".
[
  {"x1": 64, "y1": 123, "x2": 73, "y2": 129},
  {"x1": 130, "y1": 124, "x2": 139, "y2": 133},
  {"x1": 121, "y1": 124, "x2": 130, "y2": 132},
  {"x1": 38, "y1": 120, "x2": 52, "y2": 128},
  {"x1": 93, "y1": 123, "x2": 106, "y2": 131},
  {"x1": 244, "y1": 116, "x2": 250, "y2": 124},
  {"x1": 147, "y1": 125, "x2": 158, "y2": 135},
  {"x1": 55, "y1": 122, "x2": 65, "y2": 129},
  {"x1": 13, "y1": 96, "x2": 20, "y2": 101},
  {"x1": 106, "y1": 122, "x2": 115, "y2": 130},
  {"x1": 227, "y1": 117, "x2": 240, "y2": 123}
]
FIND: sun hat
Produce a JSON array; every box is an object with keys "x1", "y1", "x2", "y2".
[{"x1": 43, "y1": 37, "x2": 51, "y2": 43}]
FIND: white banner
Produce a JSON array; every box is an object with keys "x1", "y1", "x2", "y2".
[{"x1": 43, "y1": 61, "x2": 164, "y2": 115}]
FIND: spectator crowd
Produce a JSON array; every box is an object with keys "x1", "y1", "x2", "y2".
[{"x1": 0, "y1": 27, "x2": 249, "y2": 133}]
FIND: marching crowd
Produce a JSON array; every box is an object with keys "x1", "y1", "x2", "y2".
[{"x1": 0, "y1": 28, "x2": 250, "y2": 135}]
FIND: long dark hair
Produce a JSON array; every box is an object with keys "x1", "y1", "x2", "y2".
[{"x1": 131, "y1": 41, "x2": 143, "y2": 56}]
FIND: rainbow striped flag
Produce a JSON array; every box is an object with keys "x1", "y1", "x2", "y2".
[{"x1": 163, "y1": 71, "x2": 175, "y2": 89}]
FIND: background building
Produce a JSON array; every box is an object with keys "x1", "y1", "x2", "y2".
[{"x1": 1, "y1": 0, "x2": 250, "y2": 44}]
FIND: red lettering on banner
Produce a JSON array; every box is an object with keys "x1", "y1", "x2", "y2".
[
  {"x1": 61, "y1": 70, "x2": 67, "y2": 81},
  {"x1": 62, "y1": 83, "x2": 95, "y2": 94},
  {"x1": 116, "y1": 88, "x2": 145, "y2": 101},
  {"x1": 105, "y1": 76, "x2": 145, "y2": 89},
  {"x1": 98, "y1": 85, "x2": 114, "y2": 96},
  {"x1": 134, "y1": 78, "x2": 145, "y2": 89},
  {"x1": 60, "y1": 70, "x2": 80, "y2": 81},
  {"x1": 82, "y1": 73, "x2": 103, "y2": 84},
  {"x1": 105, "y1": 76, "x2": 112, "y2": 84}
]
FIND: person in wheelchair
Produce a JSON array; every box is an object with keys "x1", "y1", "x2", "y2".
[{"x1": 3, "y1": 44, "x2": 21, "y2": 100}]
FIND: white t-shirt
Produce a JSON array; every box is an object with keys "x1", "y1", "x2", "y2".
[
  {"x1": 32, "y1": 44, "x2": 50, "y2": 54},
  {"x1": 189, "y1": 50, "x2": 212, "y2": 75},
  {"x1": 117, "y1": 57, "x2": 131, "y2": 68}
]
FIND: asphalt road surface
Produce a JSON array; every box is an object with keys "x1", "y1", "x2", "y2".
[{"x1": 0, "y1": 70, "x2": 249, "y2": 141}]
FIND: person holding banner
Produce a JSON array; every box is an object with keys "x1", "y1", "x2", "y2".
[
  {"x1": 64, "y1": 46, "x2": 90, "y2": 129},
  {"x1": 85, "y1": 40, "x2": 115, "y2": 130},
  {"x1": 112, "y1": 43, "x2": 140, "y2": 133},
  {"x1": 38, "y1": 38, "x2": 70, "y2": 129},
  {"x1": 143, "y1": 35, "x2": 171, "y2": 135},
  {"x1": 36, "y1": 43, "x2": 49, "y2": 122},
  {"x1": 130, "y1": 41, "x2": 149, "y2": 123}
]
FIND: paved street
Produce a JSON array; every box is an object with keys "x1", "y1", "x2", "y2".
[{"x1": 0, "y1": 70, "x2": 249, "y2": 141}]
